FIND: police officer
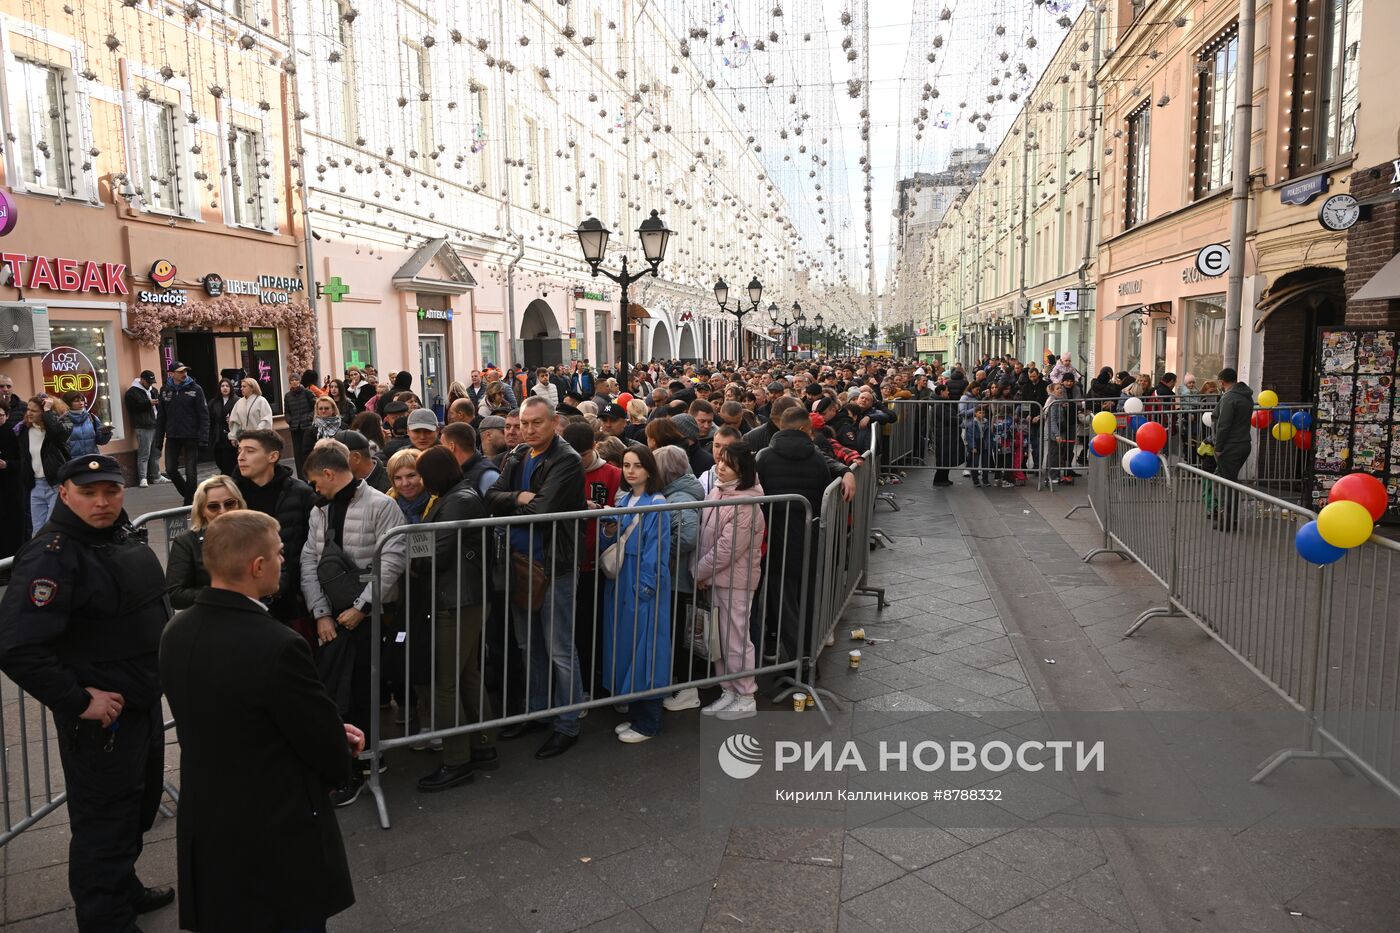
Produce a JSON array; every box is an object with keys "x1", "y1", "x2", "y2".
[{"x1": 0, "y1": 454, "x2": 174, "y2": 932}]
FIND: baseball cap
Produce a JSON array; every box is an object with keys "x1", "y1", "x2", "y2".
[
  {"x1": 671, "y1": 413, "x2": 700, "y2": 439},
  {"x1": 478, "y1": 415, "x2": 506, "y2": 432},
  {"x1": 56, "y1": 455, "x2": 124, "y2": 486},
  {"x1": 810, "y1": 412, "x2": 827, "y2": 430},
  {"x1": 167, "y1": 360, "x2": 189, "y2": 372},
  {"x1": 407, "y1": 408, "x2": 440, "y2": 431},
  {"x1": 599, "y1": 403, "x2": 628, "y2": 421},
  {"x1": 337, "y1": 430, "x2": 369, "y2": 452},
  {"x1": 139, "y1": 369, "x2": 156, "y2": 381}
]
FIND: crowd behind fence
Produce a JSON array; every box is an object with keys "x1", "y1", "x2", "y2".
[{"x1": 1079, "y1": 440, "x2": 1400, "y2": 801}]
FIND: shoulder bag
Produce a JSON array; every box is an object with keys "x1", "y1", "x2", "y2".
[
  {"x1": 599, "y1": 511, "x2": 641, "y2": 580},
  {"x1": 316, "y1": 507, "x2": 365, "y2": 615}
]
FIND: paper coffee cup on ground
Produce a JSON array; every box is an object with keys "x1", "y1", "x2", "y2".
[
  {"x1": 849, "y1": 650, "x2": 862, "y2": 669},
  {"x1": 792, "y1": 693, "x2": 807, "y2": 711},
  {"x1": 850, "y1": 628, "x2": 866, "y2": 641}
]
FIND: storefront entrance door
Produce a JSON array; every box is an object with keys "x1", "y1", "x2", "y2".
[
  {"x1": 1152, "y1": 319, "x2": 1169, "y2": 383},
  {"x1": 419, "y1": 335, "x2": 445, "y2": 418}
]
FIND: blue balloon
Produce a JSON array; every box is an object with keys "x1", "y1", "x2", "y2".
[
  {"x1": 1128, "y1": 450, "x2": 1160, "y2": 478},
  {"x1": 1273, "y1": 407, "x2": 1292, "y2": 424},
  {"x1": 1128, "y1": 414, "x2": 1147, "y2": 431},
  {"x1": 1295, "y1": 520, "x2": 1345, "y2": 565},
  {"x1": 1291, "y1": 410, "x2": 1313, "y2": 430}
]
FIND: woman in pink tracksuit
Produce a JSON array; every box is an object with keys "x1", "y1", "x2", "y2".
[{"x1": 693, "y1": 441, "x2": 766, "y2": 720}]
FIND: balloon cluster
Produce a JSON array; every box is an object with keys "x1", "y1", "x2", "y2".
[
  {"x1": 1122, "y1": 418, "x2": 1164, "y2": 479},
  {"x1": 1089, "y1": 409, "x2": 1118, "y2": 457},
  {"x1": 1253, "y1": 391, "x2": 1313, "y2": 449},
  {"x1": 1295, "y1": 474, "x2": 1388, "y2": 565}
]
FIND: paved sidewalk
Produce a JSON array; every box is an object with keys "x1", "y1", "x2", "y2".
[{"x1": 3, "y1": 475, "x2": 1399, "y2": 931}]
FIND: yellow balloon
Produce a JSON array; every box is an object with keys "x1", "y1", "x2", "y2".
[
  {"x1": 1091, "y1": 410, "x2": 1118, "y2": 435},
  {"x1": 1257, "y1": 389, "x2": 1279, "y2": 409},
  {"x1": 1271, "y1": 422, "x2": 1297, "y2": 442},
  {"x1": 1316, "y1": 500, "x2": 1374, "y2": 549}
]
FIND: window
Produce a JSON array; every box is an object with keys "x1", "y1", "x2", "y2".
[
  {"x1": 317, "y1": 0, "x2": 356, "y2": 140},
  {"x1": 1194, "y1": 26, "x2": 1238, "y2": 197},
  {"x1": 1289, "y1": 0, "x2": 1362, "y2": 172},
  {"x1": 132, "y1": 98, "x2": 186, "y2": 214},
  {"x1": 239, "y1": 328, "x2": 284, "y2": 414},
  {"x1": 227, "y1": 126, "x2": 267, "y2": 228},
  {"x1": 48, "y1": 322, "x2": 114, "y2": 429},
  {"x1": 13, "y1": 59, "x2": 75, "y2": 195},
  {"x1": 575, "y1": 310, "x2": 587, "y2": 360},
  {"x1": 1184, "y1": 296, "x2": 1226, "y2": 381},
  {"x1": 479, "y1": 331, "x2": 500, "y2": 369},
  {"x1": 402, "y1": 42, "x2": 432, "y2": 170},
  {"x1": 342, "y1": 328, "x2": 376, "y2": 371},
  {"x1": 1124, "y1": 102, "x2": 1151, "y2": 229},
  {"x1": 1120, "y1": 314, "x2": 1143, "y2": 374}
]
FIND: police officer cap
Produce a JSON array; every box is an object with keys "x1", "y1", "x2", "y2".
[{"x1": 56, "y1": 454, "x2": 124, "y2": 486}]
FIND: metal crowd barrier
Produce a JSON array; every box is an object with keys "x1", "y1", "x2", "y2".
[
  {"x1": 1077, "y1": 448, "x2": 1400, "y2": 800},
  {"x1": 887, "y1": 398, "x2": 1046, "y2": 487},
  {"x1": 361, "y1": 494, "x2": 817, "y2": 830},
  {"x1": 1, "y1": 506, "x2": 189, "y2": 848}
]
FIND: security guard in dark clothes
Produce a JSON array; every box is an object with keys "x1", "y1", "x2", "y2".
[{"x1": 0, "y1": 455, "x2": 174, "y2": 932}]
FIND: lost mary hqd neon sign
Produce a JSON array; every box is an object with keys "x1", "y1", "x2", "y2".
[{"x1": 1, "y1": 252, "x2": 129, "y2": 294}]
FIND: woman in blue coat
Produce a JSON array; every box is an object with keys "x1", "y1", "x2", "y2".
[{"x1": 601, "y1": 445, "x2": 672, "y2": 744}]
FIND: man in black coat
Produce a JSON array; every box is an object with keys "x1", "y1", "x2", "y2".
[
  {"x1": 282, "y1": 373, "x2": 316, "y2": 477},
  {"x1": 485, "y1": 396, "x2": 586, "y2": 759},
  {"x1": 234, "y1": 429, "x2": 315, "y2": 622},
  {"x1": 155, "y1": 362, "x2": 209, "y2": 505},
  {"x1": 161, "y1": 510, "x2": 358, "y2": 933}
]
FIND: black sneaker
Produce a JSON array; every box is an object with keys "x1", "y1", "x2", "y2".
[
  {"x1": 417, "y1": 763, "x2": 475, "y2": 793},
  {"x1": 331, "y1": 773, "x2": 365, "y2": 808}
]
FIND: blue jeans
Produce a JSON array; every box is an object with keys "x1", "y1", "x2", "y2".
[
  {"x1": 30, "y1": 479, "x2": 57, "y2": 533},
  {"x1": 510, "y1": 571, "x2": 583, "y2": 736},
  {"x1": 630, "y1": 697, "x2": 663, "y2": 737}
]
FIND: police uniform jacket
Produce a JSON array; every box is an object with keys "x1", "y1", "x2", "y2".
[
  {"x1": 0, "y1": 501, "x2": 166, "y2": 718},
  {"x1": 160, "y1": 588, "x2": 354, "y2": 933}
]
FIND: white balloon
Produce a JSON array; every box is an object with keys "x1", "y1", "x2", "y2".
[
  {"x1": 1121, "y1": 448, "x2": 1139, "y2": 475},
  {"x1": 1202, "y1": 412, "x2": 1213, "y2": 427},
  {"x1": 1123, "y1": 396, "x2": 1144, "y2": 415}
]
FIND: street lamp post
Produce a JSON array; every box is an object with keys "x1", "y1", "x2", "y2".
[
  {"x1": 713, "y1": 276, "x2": 762, "y2": 365},
  {"x1": 768, "y1": 300, "x2": 804, "y2": 362},
  {"x1": 576, "y1": 210, "x2": 673, "y2": 386},
  {"x1": 813, "y1": 311, "x2": 825, "y2": 358}
]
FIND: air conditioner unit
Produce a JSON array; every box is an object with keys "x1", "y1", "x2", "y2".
[{"x1": 0, "y1": 303, "x2": 52, "y2": 356}]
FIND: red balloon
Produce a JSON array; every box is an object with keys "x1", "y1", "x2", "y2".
[
  {"x1": 1135, "y1": 421, "x2": 1167, "y2": 454},
  {"x1": 1090, "y1": 433, "x2": 1118, "y2": 457},
  {"x1": 1292, "y1": 429, "x2": 1313, "y2": 451},
  {"x1": 1329, "y1": 472, "x2": 1389, "y2": 522},
  {"x1": 616, "y1": 392, "x2": 634, "y2": 408},
  {"x1": 1250, "y1": 410, "x2": 1273, "y2": 430}
]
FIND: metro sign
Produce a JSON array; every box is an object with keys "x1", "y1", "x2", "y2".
[{"x1": 0, "y1": 252, "x2": 129, "y2": 295}]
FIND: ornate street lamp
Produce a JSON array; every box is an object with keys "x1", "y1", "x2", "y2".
[
  {"x1": 714, "y1": 275, "x2": 762, "y2": 363},
  {"x1": 576, "y1": 209, "x2": 672, "y2": 379}
]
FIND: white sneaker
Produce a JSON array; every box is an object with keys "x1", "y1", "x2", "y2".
[
  {"x1": 138, "y1": 478, "x2": 148, "y2": 488},
  {"x1": 155, "y1": 475, "x2": 172, "y2": 484},
  {"x1": 716, "y1": 695, "x2": 757, "y2": 720},
  {"x1": 617, "y1": 727, "x2": 653, "y2": 744},
  {"x1": 614, "y1": 721, "x2": 632, "y2": 735},
  {"x1": 663, "y1": 687, "x2": 701, "y2": 711},
  {"x1": 962, "y1": 470, "x2": 972, "y2": 477},
  {"x1": 702, "y1": 691, "x2": 737, "y2": 716}
]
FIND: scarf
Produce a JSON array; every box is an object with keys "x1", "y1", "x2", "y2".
[
  {"x1": 314, "y1": 415, "x2": 341, "y2": 439},
  {"x1": 394, "y1": 488, "x2": 433, "y2": 523}
]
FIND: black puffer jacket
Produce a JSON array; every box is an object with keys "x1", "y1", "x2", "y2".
[
  {"x1": 156, "y1": 376, "x2": 210, "y2": 442},
  {"x1": 282, "y1": 386, "x2": 314, "y2": 430},
  {"x1": 18, "y1": 412, "x2": 72, "y2": 487},
  {"x1": 235, "y1": 464, "x2": 316, "y2": 620}
]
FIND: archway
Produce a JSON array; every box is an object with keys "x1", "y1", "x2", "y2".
[
  {"x1": 678, "y1": 322, "x2": 699, "y2": 361},
  {"x1": 650, "y1": 320, "x2": 675, "y2": 361},
  {"x1": 1256, "y1": 267, "x2": 1346, "y2": 403},
  {"x1": 520, "y1": 299, "x2": 564, "y2": 369}
]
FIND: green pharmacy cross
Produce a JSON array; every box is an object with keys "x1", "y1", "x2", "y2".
[{"x1": 320, "y1": 276, "x2": 349, "y2": 302}]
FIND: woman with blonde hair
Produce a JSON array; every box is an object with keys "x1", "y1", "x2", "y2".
[
  {"x1": 166, "y1": 475, "x2": 246, "y2": 609},
  {"x1": 387, "y1": 447, "x2": 435, "y2": 524},
  {"x1": 19, "y1": 394, "x2": 70, "y2": 532},
  {"x1": 228, "y1": 377, "x2": 273, "y2": 443}
]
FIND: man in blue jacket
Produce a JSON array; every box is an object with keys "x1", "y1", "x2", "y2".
[{"x1": 155, "y1": 362, "x2": 209, "y2": 505}]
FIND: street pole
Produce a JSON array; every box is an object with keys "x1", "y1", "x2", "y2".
[
  {"x1": 1223, "y1": 0, "x2": 1257, "y2": 371},
  {"x1": 618, "y1": 268, "x2": 629, "y2": 384},
  {"x1": 1077, "y1": 2, "x2": 1103, "y2": 372}
]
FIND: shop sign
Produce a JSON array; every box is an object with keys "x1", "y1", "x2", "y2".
[
  {"x1": 1117, "y1": 279, "x2": 1143, "y2": 297},
  {"x1": 149, "y1": 259, "x2": 177, "y2": 287},
  {"x1": 0, "y1": 189, "x2": 17, "y2": 237},
  {"x1": 41, "y1": 345, "x2": 98, "y2": 408},
  {"x1": 1055, "y1": 288, "x2": 1080, "y2": 311},
  {"x1": 573, "y1": 287, "x2": 610, "y2": 302},
  {"x1": 416, "y1": 306, "x2": 453, "y2": 321},
  {"x1": 212, "y1": 274, "x2": 305, "y2": 305},
  {"x1": 201, "y1": 273, "x2": 225, "y2": 297},
  {"x1": 1280, "y1": 174, "x2": 1329, "y2": 206},
  {"x1": 0, "y1": 252, "x2": 129, "y2": 295}
]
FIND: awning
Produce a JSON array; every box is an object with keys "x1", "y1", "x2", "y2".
[
  {"x1": 1253, "y1": 276, "x2": 1346, "y2": 332},
  {"x1": 744, "y1": 324, "x2": 776, "y2": 343},
  {"x1": 1103, "y1": 302, "x2": 1170, "y2": 322},
  {"x1": 627, "y1": 302, "x2": 652, "y2": 321},
  {"x1": 391, "y1": 237, "x2": 477, "y2": 295},
  {"x1": 1353, "y1": 252, "x2": 1400, "y2": 302}
]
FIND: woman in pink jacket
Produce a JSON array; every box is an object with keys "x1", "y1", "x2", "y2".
[{"x1": 693, "y1": 441, "x2": 766, "y2": 720}]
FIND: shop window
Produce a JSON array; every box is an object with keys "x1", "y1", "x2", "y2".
[
  {"x1": 1184, "y1": 296, "x2": 1227, "y2": 383},
  {"x1": 12, "y1": 58, "x2": 76, "y2": 196},
  {"x1": 479, "y1": 331, "x2": 500, "y2": 369},
  {"x1": 1193, "y1": 25, "x2": 1238, "y2": 198},
  {"x1": 1124, "y1": 102, "x2": 1151, "y2": 230},
  {"x1": 239, "y1": 327, "x2": 284, "y2": 415},
  {"x1": 1289, "y1": 0, "x2": 1363, "y2": 173},
  {"x1": 1121, "y1": 314, "x2": 1143, "y2": 375},
  {"x1": 341, "y1": 328, "x2": 376, "y2": 373},
  {"x1": 48, "y1": 322, "x2": 115, "y2": 430}
]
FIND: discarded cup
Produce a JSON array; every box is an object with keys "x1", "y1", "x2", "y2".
[
  {"x1": 804, "y1": 694, "x2": 816, "y2": 710},
  {"x1": 850, "y1": 628, "x2": 866, "y2": 641},
  {"x1": 792, "y1": 693, "x2": 807, "y2": 712},
  {"x1": 849, "y1": 649, "x2": 862, "y2": 669}
]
